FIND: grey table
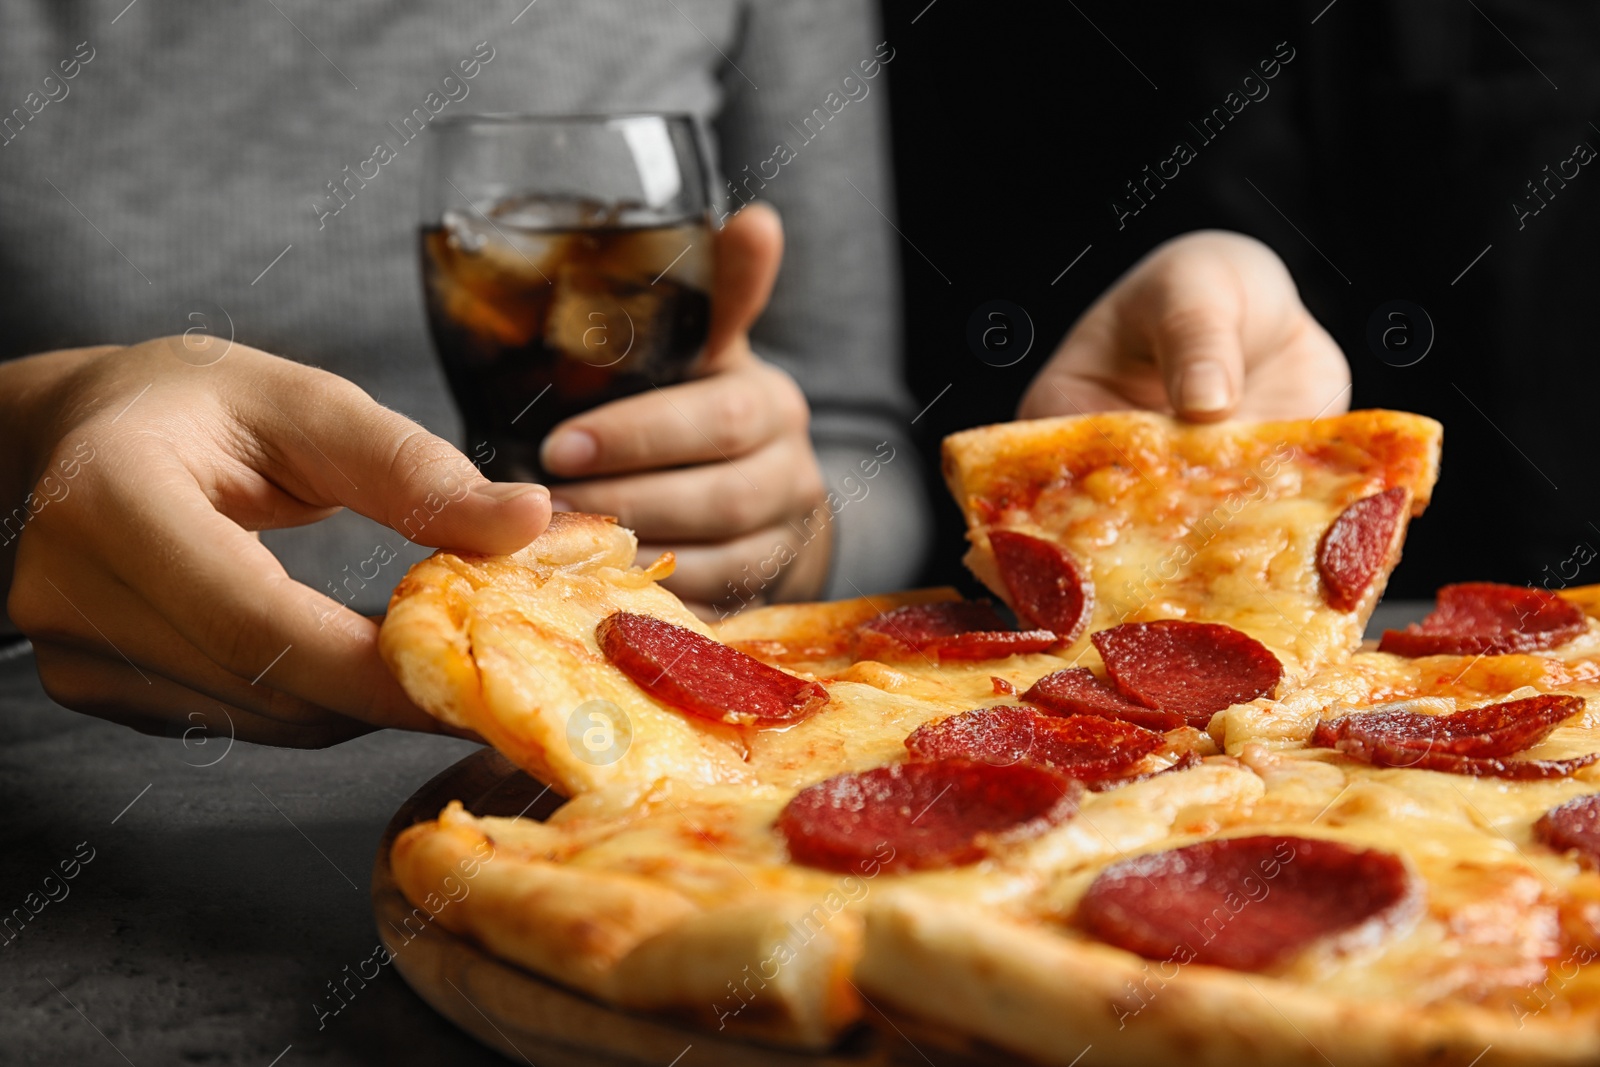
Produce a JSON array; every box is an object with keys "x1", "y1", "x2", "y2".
[
  {"x1": 0, "y1": 602, "x2": 1432, "y2": 1066},
  {"x1": 0, "y1": 647, "x2": 501, "y2": 1067}
]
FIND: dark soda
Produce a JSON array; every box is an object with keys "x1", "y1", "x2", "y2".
[{"x1": 420, "y1": 195, "x2": 712, "y2": 481}]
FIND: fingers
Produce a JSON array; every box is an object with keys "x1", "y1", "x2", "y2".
[
  {"x1": 1233, "y1": 319, "x2": 1352, "y2": 421},
  {"x1": 1129, "y1": 242, "x2": 1249, "y2": 422},
  {"x1": 1021, "y1": 230, "x2": 1350, "y2": 424},
  {"x1": 6, "y1": 340, "x2": 503, "y2": 746},
  {"x1": 31, "y1": 641, "x2": 369, "y2": 748},
  {"x1": 8, "y1": 538, "x2": 376, "y2": 729},
  {"x1": 705, "y1": 202, "x2": 783, "y2": 364},
  {"x1": 238, "y1": 359, "x2": 550, "y2": 554},
  {"x1": 1132, "y1": 234, "x2": 1351, "y2": 421},
  {"x1": 1019, "y1": 306, "x2": 1170, "y2": 419},
  {"x1": 551, "y1": 433, "x2": 824, "y2": 542},
  {"x1": 1018, "y1": 236, "x2": 1252, "y2": 422},
  {"x1": 1148, "y1": 303, "x2": 1243, "y2": 421},
  {"x1": 49, "y1": 451, "x2": 440, "y2": 732},
  {"x1": 540, "y1": 361, "x2": 809, "y2": 479},
  {"x1": 539, "y1": 205, "x2": 787, "y2": 479}
]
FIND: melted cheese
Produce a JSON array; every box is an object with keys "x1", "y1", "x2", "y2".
[{"x1": 1225, "y1": 623, "x2": 1600, "y2": 753}]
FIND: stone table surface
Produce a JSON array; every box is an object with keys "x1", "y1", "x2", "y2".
[{"x1": 0, "y1": 601, "x2": 1432, "y2": 1066}]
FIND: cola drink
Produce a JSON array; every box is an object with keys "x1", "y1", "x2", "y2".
[{"x1": 421, "y1": 194, "x2": 712, "y2": 481}]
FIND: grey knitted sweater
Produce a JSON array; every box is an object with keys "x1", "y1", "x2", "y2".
[{"x1": 0, "y1": 0, "x2": 930, "y2": 610}]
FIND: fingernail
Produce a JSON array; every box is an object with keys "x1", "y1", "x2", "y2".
[
  {"x1": 1178, "y1": 361, "x2": 1231, "y2": 414},
  {"x1": 549, "y1": 497, "x2": 575, "y2": 513},
  {"x1": 540, "y1": 429, "x2": 597, "y2": 474},
  {"x1": 473, "y1": 481, "x2": 547, "y2": 505}
]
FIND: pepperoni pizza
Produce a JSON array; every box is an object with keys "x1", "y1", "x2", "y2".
[{"x1": 382, "y1": 410, "x2": 1600, "y2": 1066}]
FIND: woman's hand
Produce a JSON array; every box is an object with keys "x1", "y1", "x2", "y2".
[
  {"x1": 538, "y1": 203, "x2": 831, "y2": 615},
  {"x1": 1021, "y1": 230, "x2": 1351, "y2": 422},
  {"x1": 1, "y1": 339, "x2": 550, "y2": 746}
]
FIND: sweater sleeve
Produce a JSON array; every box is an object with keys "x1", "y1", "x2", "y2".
[{"x1": 712, "y1": 0, "x2": 933, "y2": 599}]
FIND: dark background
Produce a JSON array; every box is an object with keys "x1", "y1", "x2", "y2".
[{"x1": 882, "y1": 0, "x2": 1600, "y2": 600}]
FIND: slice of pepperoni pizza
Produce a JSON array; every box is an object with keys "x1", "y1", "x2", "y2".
[
  {"x1": 380, "y1": 512, "x2": 754, "y2": 796},
  {"x1": 859, "y1": 751, "x2": 1600, "y2": 1066},
  {"x1": 941, "y1": 409, "x2": 1442, "y2": 685},
  {"x1": 380, "y1": 512, "x2": 1155, "y2": 800}
]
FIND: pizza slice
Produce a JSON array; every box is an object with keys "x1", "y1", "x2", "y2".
[
  {"x1": 380, "y1": 512, "x2": 759, "y2": 797},
  {"x1": 941, "y1": 409, "x2": 1442, "y2": 683}
]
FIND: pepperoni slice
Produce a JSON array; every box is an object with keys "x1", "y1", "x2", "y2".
[
  {"x1": 1078, "y1": 836, "x2": 1416, "y2": 971},
  {"x1": 924, "y1": 631, "x2": 1061, "y2": 660},
  {"x1": 854, "y1": 601, "x2": 1057, "y2": 662},
  {"x1": 777, "y1": 758, "x2": 1079, "y2": 873},
  {"x1": 1091, "y1": 621, "x2": 1283, "y2": 727},
  {"x1": 987, "y1": 530, "x2": 1094, "y2": 642},
  {"x1": 991, "y1": 676, "x2": 1017, "y2": 695},
  {"x1": 597, "y1": 612, "x2": 828, "y2": 726},
  {"x1": 1318, "y1": 487, "x2": 1409, "y2": 612},
  {"x1": 1311, "y1": 694, "x2": 1584, "y2": 759},
  {"x1": 1536, "y1": 795, "x2": 1600, "y2": 868},
  {"x1": 1378, "y1": 582, "x2": 1587, "y2": 657},
  {"x1": 1023, "y1": 668, "x2": 1186, "y2": 732},
  {"x1": 1314, "y1": 694, "x2": 1592, "y2": 778},
  {"x1": 1355, "y1": 748, "x2": 1600, "y2": 779},
  {"x1": 904, "y1": 706, "x2": 1164, "y2": 784},
  {"x1": 860, "y1": 600, "x2": 1005, "y2": 640}
]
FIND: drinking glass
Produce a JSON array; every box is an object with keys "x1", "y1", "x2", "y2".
[{"x1": 419, "y1": 113, "x2": 714, "y2": 481}]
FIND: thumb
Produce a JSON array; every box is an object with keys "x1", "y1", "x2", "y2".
[
  {"x1": 364, "y1": 429, "x2": 553, "y2": 554},
  {"x1": 705, "y1": 201, "x2": 783, "y2": 364},
  {"x1": 1138, "y1": 258, "x2": 1248, "y2": 422},
  {"x1": 244, "y1": 367, "x2": 551, "y2": 554}
]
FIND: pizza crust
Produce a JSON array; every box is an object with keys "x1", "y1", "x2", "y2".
[
  {"x1": 858, "y1": 891, "x2": 1600, "y2": 1067},
  {"x1": 387, "y1": 757, "x2": 1271, "y2": 1053},
  {"x1": 381, "y1": 512, "x2": 644, "y2": 739},
  {"x1": 391, "y1": 800, "x2": 864, "y2": 1049},
  {"x1": 941, "y1": 409, "x2": 1442, "y2": 517}
]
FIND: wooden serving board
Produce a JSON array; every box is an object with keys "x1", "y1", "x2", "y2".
[{"x1": 372, "y1": 748, "x2": 1003, "y2": 1067}]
